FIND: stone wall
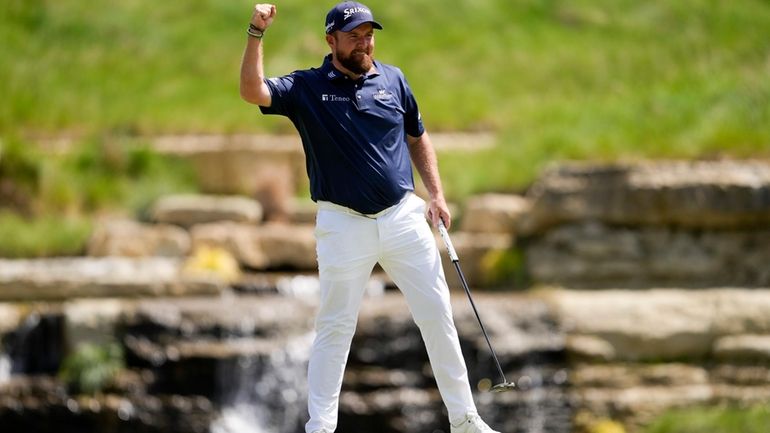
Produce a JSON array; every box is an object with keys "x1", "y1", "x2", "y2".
[
  {"x1": 3, "y1": 158, "x2": 770, "y2": 432},
  {"x1": 520, "y1": 160, "x2": 770, "y2": 288},
  {"x1": 451, "y1": 159, "x2": 770, "y2": 431},
  {"x1": 544, "y1": 288, "x2": 770, "y2": 431}
]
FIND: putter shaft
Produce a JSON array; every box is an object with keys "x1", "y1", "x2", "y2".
[{"x1": 438, "y1": 220, "x2": 514, "y2": 391}]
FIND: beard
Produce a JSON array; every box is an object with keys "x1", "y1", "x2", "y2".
[{"x1": 337, "y1": 47, "x2": 373, "y2": 75}]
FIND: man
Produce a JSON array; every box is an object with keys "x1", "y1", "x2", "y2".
[{"x1": 240, "y1": 2, "x2": 501, "y2": 433}]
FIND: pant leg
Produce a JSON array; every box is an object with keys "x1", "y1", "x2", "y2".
[
  {"x1": 306, "y1": 209, "x2": 379, "y2": 433},
  {"x1": 377, "y1": 194, "x2": 477, "y2": 423}
]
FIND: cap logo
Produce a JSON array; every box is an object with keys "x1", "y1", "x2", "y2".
[
  {"x1": 325, "y1": 21, "x2": 335, "y2": 32},
  {"x1": 343, "y1": 7, "x2": 370, "y2": 20}
]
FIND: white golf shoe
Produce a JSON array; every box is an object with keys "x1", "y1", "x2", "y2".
[{"x1": 450, "y1": 413, "x2": 501, "y2": 433}]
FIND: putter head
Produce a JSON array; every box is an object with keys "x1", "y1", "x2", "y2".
[{"x1": 490, "y1": 381, "x2": 516, "y2": 393}]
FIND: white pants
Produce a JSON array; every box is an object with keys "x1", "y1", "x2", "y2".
[{"x1": 305, "y1": 193, "x2": 477, "y2": 433}]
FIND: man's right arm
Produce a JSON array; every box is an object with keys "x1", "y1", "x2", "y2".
[{"x1": 240, "y1": 4, "x2": 276, "y2": 106}]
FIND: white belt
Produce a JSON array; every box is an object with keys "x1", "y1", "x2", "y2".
[{"x1": 317, "y1": 193, "x2": 410, "y2": 219}]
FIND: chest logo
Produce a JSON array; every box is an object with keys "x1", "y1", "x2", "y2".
[
  {"x1": 373, "y1": 89, "x2": 394, "y2": 101},
  {"x1": 321, "y1": 94, "x2": 351, "y2": 102}
]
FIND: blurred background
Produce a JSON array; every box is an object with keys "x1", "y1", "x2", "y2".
[{"x1": 1, "y1": 0, "x2": 770, "y2": 432}]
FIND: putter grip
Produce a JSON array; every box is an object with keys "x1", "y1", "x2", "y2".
[{"x1": 438, "y1": 220, "x2": 459, "y2": 262}]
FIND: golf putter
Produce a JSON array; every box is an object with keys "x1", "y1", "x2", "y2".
[{"x1": 438, "y1": 219, "x2": 516, "y2": 393}]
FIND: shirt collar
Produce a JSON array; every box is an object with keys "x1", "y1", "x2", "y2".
[{"x1": 321, "y1": 54, "x2": 380, "y2": 81}]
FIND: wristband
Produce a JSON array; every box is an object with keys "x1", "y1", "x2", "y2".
[{"x1": 247, "y1": 23, "x2": 265, "y2": 39}]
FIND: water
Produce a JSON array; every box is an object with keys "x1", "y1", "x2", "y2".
[
  {"x1": 211, "y1": 332, "x2": 314, "y2": 433},
  {"x1": 213, "y1": 276, "x2": 389, "y2": 433},
  {"x1": 518, "y1": 365, "x2": 548, "y2": 433},
  {"x1": 3, "y1": 312, "x2": 64, "y2": 376},
  {"x1": 0, "y1": 353, "x2": 10, "y2": 384}
]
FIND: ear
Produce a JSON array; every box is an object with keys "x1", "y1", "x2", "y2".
[{"x1": 325, "y1": 33, "x2": 335, "y2": 50}]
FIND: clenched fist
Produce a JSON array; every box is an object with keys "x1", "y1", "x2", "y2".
[{"x1": 251, "y1": 4, "x2": 276, "y2": 31}]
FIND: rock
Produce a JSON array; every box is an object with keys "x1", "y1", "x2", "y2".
[
  {"x1": 152, "y1": 135, "x2": 305, "y2": 221},
  {"x1": 522, "y1": 160, "x2": 770, "y2": 234},
  {"x1": 0, "y1": 304, "x2": 21, "y2": 335},
  {"x1": 123, "y1": 295, "x2": 316, "y2": 344},
  {"x1": 0, "y1": 258, "x2": 223, "y2": 301},
  {"x1": 288, "y1": 198, "x2": 318, "y2": 224},
  {"x1": 461, "y1": 193, "x2": 532, "y2": 234},
  {"x1": 258, "y1": 223, "x2": 317, "y2": 270},
  {"x1": 116, "y1": 295, "x2": 314, "y2": 432},
  {"x1": 191, "y1": 222, "x2": 317, "y2": 271},
  {"x1": 548, "y1": 289, "x2": 770, "y2": 362},
  {"x1": 570, "y1": 363, "x2": 770, "y2": 430},
  {"x1": 151, "y1": 194, "x2": 263, "y2": 227},
  {"x1": 566, "y1": 335, "x2": 616, "y2": 362},
  {"x1": 63, "y1": 299, "x2": 130, "y2": 350},
  {"x1": 713, "y1": 335, "x2": 770, "y2": 363},
  {"x1": 343, "y1": 368, "x2": 426, "y2": 392},
  {"x1": 0, "y1": 375, "x2": 217, "y2": 433},
  {"x1": 547, "y1": 289, "x2": 715, "y2": 361},
  {"x1": 571, "y1": 364, "x2": 709, "y2": 389},
  {"x1": 436, "y1": 231, "x2": 514, "y2": 288},
  {"x1": 190, "y1": 222, "x2": 265, "y2": 269},
  {"x1": 710, "y1": 290, "x2": 770, "y2": 335},
  {"x1": 711, "y1": 365, "x2": 770, "y2": 386},
  {"x1": 526, "y1": 222, "x2": 770, "y2": 287},
  {"x1": 339, "y1": 388, "x2": 444, "y2": 433},
  {"x1": 572, "y1": 384, "x2": 715, "y2": 429},
  {"x1": 88, "y1": 220, "x2": 191, "y2": 258}
]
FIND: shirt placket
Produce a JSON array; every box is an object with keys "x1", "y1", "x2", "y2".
[{"x1": 354, "y1": 77, "x2": 373, "y2": 111}]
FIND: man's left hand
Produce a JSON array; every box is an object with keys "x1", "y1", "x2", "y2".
[{"x1": 427, "y1": 196, "x2": 451, "y2": 230}]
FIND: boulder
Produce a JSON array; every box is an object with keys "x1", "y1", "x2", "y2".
[
  {"x1": 63, "y1": 298, "x2": 130, "y2": 350},
  {"x1": 522, "y1": 160, "x2": 770, "y2": 234},
  {"x1": 526, "y1": 222, "x2": 770, "y2": 287},
  {"x1": 713, "y1": 335, "x2": 770, "y2": 363},
  {"x1": 0, "y1": 304, "x2": 21, "y2": 335},
  {"x1": 191, "y1": 222, "x2": 317, "y2": 271},
  {"x1": 570, "y1": 363, "x2": 770, "y2": 430},
  {"x1": 0, "y1": 258, "x2": 223, "y2": 301},
  {"x1": 151, "y1": 194, "x2": 263, "y2": 228},
  {"x1": 547, "y1": 289, "x2": 715, "y2": 361},
  {"x1": 287, "y1": 198, "x2": 318, "y2": 224},
  {"x1": 547, "y1": 289, "x2": 770, "y2": 362},
  {"x1": 0, "y1": 376, "x2": 217, "y2": 433},
  {"x1": 259, "y1": 223, "x2": 317, "y2": 270},
  {"x1": 461, "y1": 193, "x2": 532, "y2": 234},
  {"x1": 152, "y1": 135, "x2": 305, "y2": 221},
  {"x1": 88, "y1": 220, "x2": 191, "y2": 258}
]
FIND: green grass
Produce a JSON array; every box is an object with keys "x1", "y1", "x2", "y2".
[
  {"x1": 2, "y1": 0, "x2": 770, "y2": 197},
  {"x1": 0, "y1": 136, "x2": 197, "y2": 257},
  {"x1": 643, "y1": 404, "x2": 770, "y2": 433},
  {"x1": 0, "y1": 211, "x2": 92, "y2": 258},
  {"x1": 59, "y1": 342, "x2": 125, "y2": 395}
]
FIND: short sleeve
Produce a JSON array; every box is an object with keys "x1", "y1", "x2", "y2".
[
  {"x1": 401, "y1": 75, "x2": 425, "y2": 138},
  {"x1": 259, "y1": 74, "x2": 295, "y2": 117}
]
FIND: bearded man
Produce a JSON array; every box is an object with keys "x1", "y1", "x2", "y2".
[{"x1": 239, "y1": 3, "x2": 501, "y2": 432}]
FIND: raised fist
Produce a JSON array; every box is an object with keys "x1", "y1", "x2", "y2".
[{"x1": 251, "y1": 4, "x2": 276, "y2": 30}]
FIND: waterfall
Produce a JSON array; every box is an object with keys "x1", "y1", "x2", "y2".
[
  {"x1": 3, "y1": 312, "x2": 64, "y2": 376},
  {"x1": 0, "y1": 353, "x2": 10, "y2": 384},
  {"x1": 211, "y1": 332, "x2": 314, "y2": 433},
  {"x1": 211, "y1": 275, "x2": 385, "y2": 433},
  {"x1": 518, "y1": 364, "x2": 547, "y2": 433},
  {"x1": 507, "y1": 362, "x2": 571, "y2": 433}
]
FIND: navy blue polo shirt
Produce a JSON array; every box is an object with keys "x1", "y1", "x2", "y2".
[{"x1": 259, "y1": 54, "x2": 425, "y2": 215}]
